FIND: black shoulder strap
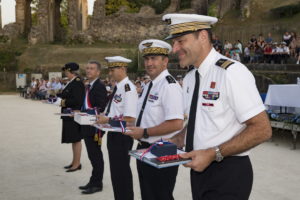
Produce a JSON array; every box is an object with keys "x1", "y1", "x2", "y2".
[
  {"x1": 125, "y1": 83, "x2": 131, "y2": 92},
  {"x1": 166, "y1": 75, "x2": 176, "y2": 84}
]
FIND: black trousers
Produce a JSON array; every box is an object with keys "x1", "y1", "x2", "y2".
[
  {"x1": 137, "y1": 142, "x2": 179, "y2": 200},
  {"x1": 107, "y1": 132, "x2": 134, "y2": 200},
  {"x1": 82, "y1": 126, "x2": 104, "y2": 187},
  {"x1": 191, "y1": 156, "x2": 253, "y2": 200}
]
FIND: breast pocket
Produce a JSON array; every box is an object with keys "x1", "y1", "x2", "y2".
[{"x1": 200, "y1": 99, "x2": 226, "y2": 132}]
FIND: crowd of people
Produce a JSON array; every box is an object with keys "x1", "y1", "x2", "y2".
[
  {"x1": 21, "y1": 77, "x2": 66, "y2": 100},
  {"x1": 212, "y1": 31, "x2": 300, "y2": 64},
  {"x1": 21, "y1": 74, "x2": 164, "y2": 101}
]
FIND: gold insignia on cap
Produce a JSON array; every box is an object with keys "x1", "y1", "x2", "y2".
[
  {"x1": 170, "y1": 21, "x2": 211, "y2": 35},
  {"x1": 107, "y1": 62, "x2": 128, "y2": 68},
  {"x1": 142, "y1": 42, "x2": 153, "y2": 48},
  {"x1": 142, "y1": 47, "x2": 169, "y2": 56},
  {"x1": 76, "y1": 78, "x2": 80, "y2": 81}
]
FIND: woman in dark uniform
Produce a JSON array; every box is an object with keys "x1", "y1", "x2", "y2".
[{"x1": 57, "y1": 62, "x2": 85, "y2": 172}]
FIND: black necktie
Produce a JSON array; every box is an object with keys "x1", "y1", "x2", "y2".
[
  {"x1": 105, "y1": 86, "x2": 117, "y2": 116},
  {"x1": 186, "y1": 70, "x2": 200, "y2": 152},
  {"x1": 136, "y1": 81, "x2": 153, "y2": 127}
]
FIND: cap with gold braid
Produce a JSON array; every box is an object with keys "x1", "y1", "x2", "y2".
[
  {"x1": 105, "y1": 56, "x2": 132, "y2": 68},
  {"x1": 162, "y1": 13, "x2": 218, "y2": 40},
  {"x1": 138, "y1": 39, "x2": 172, "y2": 57}
]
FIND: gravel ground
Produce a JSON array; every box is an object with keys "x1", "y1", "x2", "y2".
[{"x1": 0, "y1": 95, "x2": 299, "y2": 200}]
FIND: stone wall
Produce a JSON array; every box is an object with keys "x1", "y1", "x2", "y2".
[{"x1": 86, "y1": 1, "x2": 198, "y2": 44}]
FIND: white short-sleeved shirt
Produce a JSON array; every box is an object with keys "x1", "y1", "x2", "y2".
[
  {"x1": 106, "y1": 77, "x2": 138, "y2": 119},
  {"x1": 137, "y1": 70, "x2": 184, "y2": 143},
  {"x1": 183, "y1": 48, "x2": 265, "y2": 156}
]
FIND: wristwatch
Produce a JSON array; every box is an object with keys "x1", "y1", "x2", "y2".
[
  {"x1": 143, "y1": 128, "x2": 149, "y2": 139},
  {"x1": 215, "y1": 146, "x2": 224, "y2": 162}
]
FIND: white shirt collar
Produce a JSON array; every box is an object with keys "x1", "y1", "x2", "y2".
[
  {"x1": 197, "y1": 47, "x2": 217, "y2": 78},
  {"x1": 151, "y1": 69, "x2": 169, "y2": 85},
  {"x1": 116, "y1": 76, "x2": 129, "y2": 88}
]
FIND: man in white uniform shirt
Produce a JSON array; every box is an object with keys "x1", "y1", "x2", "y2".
[
  {"x1": 162, "y1": 14, "x2": 272, "y2": 200},
  {"x1": 125, "y1": 39, "x2": 184, "y2": 200},
  {"x1": 96, "y1": 56, "x2": 138, "y2": 200}
]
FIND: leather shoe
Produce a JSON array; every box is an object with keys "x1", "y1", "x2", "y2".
[
  {"x1": 64, "y1": 164, "x2": 73, "y2": 169},
  {"x1": 66, "y1": 164, "x2": 82, "y2": 172},
  {"x1": 81, "y1": 186, "x2": 102, "y2": 194},
  {"x1": 79, "y1": 183, "x2": 90, "y2": 190}
]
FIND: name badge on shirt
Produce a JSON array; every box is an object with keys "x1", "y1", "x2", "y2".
[
  {"x1": 148, "y1": 93, "x2": 159, "y2": 102},
  {"x1": 202, "y1": 91, "x2": 220, "y2": 100},
  {"x1": 113, "y1": 94, "x2": 122, "y2": 103}
]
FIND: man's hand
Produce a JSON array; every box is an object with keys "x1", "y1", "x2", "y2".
[
  {"x1": 96, "y1": 115, "x2": 109, "y2": 124},
  {"x1": 180, "y1": 148, "x2": 215, "y2": 172},
  {"x1": 168, "y1": 133, "x2": 185, "y2": 148},
  {"x1": 124, "y1": 127, "x2": 143, "y2": 140},
  {"x1": 167, "y1": 128, "x2": 186, "y2": 148}
]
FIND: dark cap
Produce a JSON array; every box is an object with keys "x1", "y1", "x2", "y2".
[{"x1": 62, "y1": 62, "x2": 79, "y2": 71}]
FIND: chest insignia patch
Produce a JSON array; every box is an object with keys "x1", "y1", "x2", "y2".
[
  {"x1": 148, "y1": 94, "x2": 159, "y2": 102},
  {"x1": 113, "y1": 94, "x2": 122, "y2": 103},
  {"x1": 202, "y1": 91, "x2": 220, "y2": 100}
]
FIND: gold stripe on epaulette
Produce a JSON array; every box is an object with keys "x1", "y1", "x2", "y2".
[{"x1": 221, "y1": 60, "x2": 233, "y2": 69}]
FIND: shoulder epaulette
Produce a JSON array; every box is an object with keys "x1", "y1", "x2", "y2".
[
  {"x1": 215, "y1": 58, "x2": 234, "y2": 70},
  {"x1": 187, "y1": 65, "x2": 194, "y2": 72},
  {"x1": 125, "y1": 83, "x2": 131, "y2": 92},
  {"x1": 166, "y1": 75, "x2": 176, "y2": 84}
]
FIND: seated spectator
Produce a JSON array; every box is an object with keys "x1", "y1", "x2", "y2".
[
  {"x1": 224, "y1": 50, "x2": 231, "y2": 58},
  {"x1": 296, "y1": 54, "x2": 300, "y2": 64},
  {"x1": 215, "y1": 45, "x2": 222, "y2": 53},
  {"x1": 231, "y1": 51, "x2": 241, "y2": 62},
  {"x1": 272, "y1": 42, "x2": 283, "y2": 64},
  {"x1": 249, "y1": 34, "x2": 257, "y2": 45},
  {"x1": 264, "y1": 44, "x2": 273, "y2": 63},
  {"x1": 47, "y1": 77, "x2": 61, "y2": 97},
  {"x1": 289, "y1": 33, "x2": 298, "y2": 58},
  {"x1": 32, "y1": 78, "x2": 41, "y2": 99},
  {"x1": 29, "y1": 77, "x2": 37, "y2": 98},
  {"x1": 212, "y1": 34, "x2": 222, "y2": 50},
  {"x1": 282, "y1": 42, "x2": 290, "y2": 64},
  {"x1": 265, "y1": 32, "x2": 273, "y2": 44},
  {"x1": 283, "y1": 31, "x2": 292, "y2": 46},
  {"x1": 254, "y1": 44, "x2": 264, "y2": 63},
  {"x1": 235, "y1": 40, "x2": 243, "y2": 54},
  {"x1": 258, "y1": 34, "x2": 264, "y2": 43},
  {"x1": 36, "y1": 80, "x2": 47, "y2": 100},
  {"x1": 224, "y1": 40, "x2": 233, "y2": 51},
  {"x1": 249, "y1": 45, "x2": 256, "y2": 63},
  {"x1": 244, "y1": 44, "x2": 251, "y2": 63},
  {"x1": 296, "y1": 35, "x2": 300, "y2": 58}
]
